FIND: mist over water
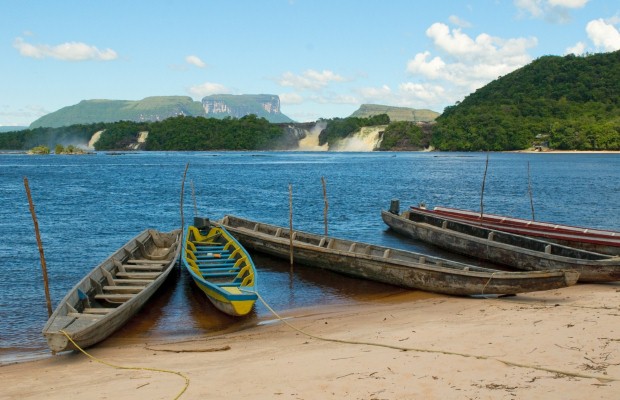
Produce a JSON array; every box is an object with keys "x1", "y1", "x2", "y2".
[{"x1": 1, "y1": 151, "x2": 618, "y2": 363}]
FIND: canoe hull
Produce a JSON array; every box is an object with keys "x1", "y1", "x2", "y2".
[
  {"x1": 431, "y1": 206, "x2": 620, "y2": 256},
  {"x1": 42, "y1": 229, "x2": 182, "y2": 353},
  {"x1": 183, "y1": 224, "x2": 257, "y2": 317},
  {"x1": 382, "y1": 209, "x2": 620, "y2": 283},
  {"x1": 220, "y1": 215, "x2": 579, "y2": 296}
]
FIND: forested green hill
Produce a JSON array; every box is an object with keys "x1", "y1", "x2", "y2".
[{"x1": 432, "y1": 51, "x2": 620, "y2": 151}]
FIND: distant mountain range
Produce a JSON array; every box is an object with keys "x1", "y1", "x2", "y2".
[
  {"x1": 29, "y1": 94, "x2": 294, "y2": 128},
  {"x1": 350, "y1": 104, "x2": 439, "y2": 122}
]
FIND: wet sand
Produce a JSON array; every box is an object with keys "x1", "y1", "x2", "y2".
[{"x1": 1, "y1": 283, "x2": 619, "y2": 399}]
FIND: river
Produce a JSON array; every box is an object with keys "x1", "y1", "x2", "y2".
[{"x1": 1, "y1": 151, "x2": 618, "y2": 364}]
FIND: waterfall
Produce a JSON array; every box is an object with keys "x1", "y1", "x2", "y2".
[
  {"x1": 87, "y1": 130, "x2": 105, "y2": 149},
  {"x1": 330, "y1": 126, "x2": 385, "y2": 151},
  {"x1": 296, "y1": 122, "x2": 328, "y2": 151}
]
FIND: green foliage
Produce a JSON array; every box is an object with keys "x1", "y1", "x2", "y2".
[
  {"x1": 319, "y1": 114, "x2": 390, "y2": 146},
  {"x1": 29, "y1": 145, "x2": 50, "y2": 154},
  {"x1": 0, "y1": 124, "x2": 105, "y2": 150},
  {"x1": 378, "y1": 121, "x2": 430, "y2": 150},
  {"x1": 432, "y1": 51, "x2": 620, "y2": 151},
  {"x1": 30, "y1": 96, "x2": 206, "y2": 128},
  {"x1": 54, "y1": 144, "x2": 64, "y2": 154},
  {"x1": 144, "y1": 115, "x2": 286, "y2": 151},
  {"x1": 94, "y1": 121, "x2": 149, "y2": 150}
]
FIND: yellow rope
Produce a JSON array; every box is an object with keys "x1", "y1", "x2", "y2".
[
  {"x1": 59, "y1": 330, "x2": 190, "y2": 399},
  {"x1": 244, "y1": 290, "x2": 618, "y2": 383}
]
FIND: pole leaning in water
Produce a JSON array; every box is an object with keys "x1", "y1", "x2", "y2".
[{"x1": 23, "y1": 177, "x2": 53, "y2": 317}]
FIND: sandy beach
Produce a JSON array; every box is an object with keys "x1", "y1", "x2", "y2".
[{"x1": 1, "y1": 283, "x2": 619, "y2": 400}]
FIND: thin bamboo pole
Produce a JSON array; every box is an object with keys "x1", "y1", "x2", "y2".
[
  {"x1": 480, "y1": 153, "x2": 489, "y2": 219},
  {"x1": 528, "y1": 161, "x2": 536, "y2": 221},
  {"x1": 23, "y1": 177, "x2": 53, "y2": 317},
  {"x1": 321, "y1": 176, "x2": 328, "y2": 237},
  {"x1": 288, "y1": 183, "x2": 294, "y2": 269}
]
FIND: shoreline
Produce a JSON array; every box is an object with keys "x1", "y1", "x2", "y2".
[{"x1": 2, "y1": 283, "x2": 618, "y2": 399}]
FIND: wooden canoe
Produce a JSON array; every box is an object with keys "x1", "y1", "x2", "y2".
[
  {"x1": 218, "y1": 215, "x2": 580, "y2": 297},
  {"x1": 42, "y1": 229, "x2": 182, "y2": 353},
  {"x1": 182, "y1": 219, "x2": 257, "y2": 317},
  {"x1": 426, "y1": 206, "x2": 620, "y2": 256},
  {"x1": 382, "y1": 206, "x2": 620, "y2": 282}
]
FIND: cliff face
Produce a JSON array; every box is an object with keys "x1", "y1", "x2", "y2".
[{"x1": 201, "y1": 94, "x2": 293, "y2": 123}]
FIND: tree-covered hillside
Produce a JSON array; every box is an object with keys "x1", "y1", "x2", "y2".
[
  {"x1": 432, "y1": 51, "x2": 620, "y2": 151},
  {"x1": 30, "y1": 97, "x2": 205, "y2": 128}
]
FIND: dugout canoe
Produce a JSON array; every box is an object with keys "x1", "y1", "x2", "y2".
[
  {"x1": 382, "y1": 204, "x2": 620, "y2": 282},
  {"x1": 183, "y1": 217, "x2": 257, "y2": 316},
  {"x1": 419, "y1": 206, "x2": 620, "y2": 256},
  {"x1": 218, "y1": 215, "x2": 579, "y2": 297},
  {"x1": 42, "y1": 229, "x2": 182, "y2": 353}
]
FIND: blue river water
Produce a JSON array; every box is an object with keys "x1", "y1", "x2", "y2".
[{"x1": 1, "y1": 151, "x2": 619, "y2": 363}]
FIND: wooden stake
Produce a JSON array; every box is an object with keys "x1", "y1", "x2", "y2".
[
  {"x1": 321, "y1": 176, "x2": 328, "y2": 237},
  {"x1": 288, "y1": 183, "x2": 294, "y2": 269},
  {"x1": 528, "y1": 161, "x2": 536, "y2": 221},
  {"x1": 23, "y1": 177, "x2": 53, "y2": 318},
  {"x1": 480, "y1": 152, "x2": 489, "y2": 219}
]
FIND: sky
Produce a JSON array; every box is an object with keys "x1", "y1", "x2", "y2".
[{"x1": 1, "y1": 0, "x2": 619, "y2": 126}]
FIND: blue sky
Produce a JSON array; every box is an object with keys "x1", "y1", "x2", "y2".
[{"x1": 1, "y1": 0, "x2": 619, "y2": 126}]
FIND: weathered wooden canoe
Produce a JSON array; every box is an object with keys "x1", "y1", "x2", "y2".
[
  {"x1": 218, "y1": 215, "x2": 580, "y2": 296},
  {"x1": 42, "y1": 229, "x2": 182, "y2": 353},
  {"x1": 183, "y1": 218, "x2": 257, "y2": 316},
  {"x1": 426, "y1": 205, "x2": 620, "y2": 256},
  {"x1": 382, "y1": 205, "x2": 620, "y2": 282}
]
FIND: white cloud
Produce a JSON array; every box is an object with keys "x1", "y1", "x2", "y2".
[
  {"x1": 565, "y1": 41, "x2": 586, "y2": 55},
  {"x1": 13, "y1": 37, "x2": 117, "y2": 61},
  {"x1": 515, "y1": 0, "x2": 544, "y2": 18},
  {"x1": 399, "y1": 82, "x2": 447, "y2": 104},
  {"x1": 548, "y1": 0, "x2": 589, "y2": 8},
  {"x1": 586, "y1": 19, "x2": 620, "y2": 51},
  {"x1": 448, "y1": 15, "x2": 472, "y2": 28},
  {"x1": 187, "y1": 82, "x2": 230, "y2": 98},
  {"x1": 403, "y1": 23, "x2": 537, "y2": 110},
  {"x1": 515, "y1": 0, "x2": 590, "y2": 21},
  {"x1": 277, "y1": 69, "x2": 345, "y2": 90},
  {"x1": 279, "y1": 92, "x2": 304, "y2": 105},
  {"x1": 407, "y1": 23, "x2": 536, "y2": 89},
  {"x1": 185, "y1": 55, "x2": 206, "y2": 68}
]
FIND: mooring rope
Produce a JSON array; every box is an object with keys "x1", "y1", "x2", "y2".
[
  {"x1": 242, "y1": 290, "x2": 618, "y2": 383},
  {"x1": 59, "y1": 330, "x2": 190, "y2": 399}
]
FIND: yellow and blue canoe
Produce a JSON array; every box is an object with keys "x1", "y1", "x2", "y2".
[{"x1": 182, "y1": 220, "x2": 257, "y2": 316}]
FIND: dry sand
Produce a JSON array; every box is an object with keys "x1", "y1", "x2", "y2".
[{"x1": 1, "y1": 283, "x2": 619, "y2": 400}]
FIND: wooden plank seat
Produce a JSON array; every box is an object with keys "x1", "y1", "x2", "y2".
[
  {"x1": 83, "y1": 308, "x2": 115, "y2": 314},
  {"x1": 200, "y1": 271, "x2": 239, "y2": 278},
  {"x1": 103, "y1": 285, "x2": 144, "y2": 293},
  {"x1": 215, "y1": 282, "x2": 244, "y2": 287},
  {"x1": 198, "y1": 266, "x2": 241, "y2": 273},
  {"x1": 113, "y1": 278, "x2": 153, "y2": 285},
  {"x1": 116, "y1": 271, "x2": 161, "y2": 279},
  {"x1": 193, "y1": 260, "x2": 236, "y2": 266},
  {"x1": 68, "y1": 312, "x2": 104, "y2": 319},
  {"x1": 95, "y1": 293, "x2": 136, "y2": 302},
  {"x1": 194, "y1": 251, "x2": 232, "y2": 258},
  {"x1": 121, "y1": 264, "x2": 165, "y2": 271},
  {"x1": 126, "y1": 259, "x2": 167, "y2": 265}
]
